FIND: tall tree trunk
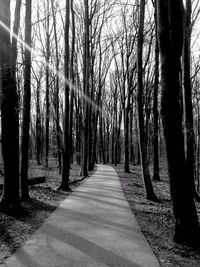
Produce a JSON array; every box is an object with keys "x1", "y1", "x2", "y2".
[
  {"x1": 36, "y1": 79, "x2": 42, "y2": 165},
  {"x1": 87, "y1": 112, "x2": 93, "y2": 170},
  {"x1": 90, "y1": 58, "x2": 103, "y2": 169},
  {"x1": 99, "y1": 110, "x2": 106, "y2": 164},
  {"x1": 124, "y1": 95, "x2": 131, "y2": 173},
  {"x1": 157, "y1": 0, "x2": 200, "y2": 244},
  {"x1": 69, "y1": 0, "x2": 75, "y2": 166},
  {"x1": 0, "y1": 0, "x2": 20, "y2": 211},
  {"x1": 106, "y1": 118, "x2": 110, "y2": 163},
  {"x1": 111, "y1": 122, "x2": 115, "y2": 164},
  {"x1": 21, "y1": 0, "x2": 32, "y2": 201},
  {"x1": 130, "y1": 96, "x2": 135, "y2": 165},
  {"x1": 88, "y1": 45, "x2": 95, "y2": 171},
  {"x1": 45, "y1": 1, "x2": 50, "y2": 168},
  {"x1": 153, "y1": 3, "x2": 160, "y2": 181},
  {"x1": 124, "y1": 58, "x2": 135, "y2": 172},
  {"x1": 182, "y1": 0, "x2": 200, "y2": 200},
  {"x1": 91, "y1": 110, "x2": 99, "y2": 168},
  {"x1": 137, "y1": 0, "x2": 157, "y2": 201},
  {"x1": 115, "y1": 109, "x2": 122, "y2": 166},
  {"x1": 81, "y1": 0, "x2": 90, "y2": 177},
  {"x1": 59, "y1": 0, "x2": 71, "y2": 191},
  {"x1": 51, "y1": 0, "x2": 62, "y2": 174},
  {"x1": 75, "y1": 96, "x2": 81, "y2": 165}
]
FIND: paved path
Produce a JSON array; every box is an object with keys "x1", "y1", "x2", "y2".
[{"x1": 5, "y1": 165, "x2": 160, "y2": 267}]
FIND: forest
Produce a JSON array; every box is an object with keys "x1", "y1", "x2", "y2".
[{"x1": 1, "y1": 0, "x2": 200, "y2": 266}]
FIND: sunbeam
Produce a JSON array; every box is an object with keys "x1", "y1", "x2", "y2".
[{"x1": 0, "y1": 19, "x2": 108, "y2": 120}]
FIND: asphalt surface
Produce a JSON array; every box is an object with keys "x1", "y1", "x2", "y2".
[{"x1": 5, "y1": 164, "x2": 160, "y2": 267}]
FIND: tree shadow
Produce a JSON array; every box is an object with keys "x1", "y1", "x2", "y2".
[
  {"x1": 9, "y1": 222, "x2": 143, "y2": 267},
  {"x1": 0, "y1": 196, "x2": 60, "y2": 261}
]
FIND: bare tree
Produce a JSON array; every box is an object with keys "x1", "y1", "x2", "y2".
[
  {"x1": 59, "y1": 0, "x2": 71, "y2": 191},
  {"x1": 45, "y1": 0, "x2": 50, "y2": 168},
  {"x1": 81, "y1": 0, "x2": 90, "y2": 177},
  {"x1": 182, "y1": 0, "x2": 200, "y2": 200},
  {"x1": 21, "y1": 0, "x2": 32, "y2": 200},
  {"x1": 0, "y1": 0, "x2": 21, "y2": 211},
  {"x1": 157, "y1": 0, "x2": 200, "y2": 244},
  {"x1": 152, "y1": 1, "x2": 160, "y2": 181},
  {"x1": 51, "y1": 0, "x2": 62, "y2": 174},
  {"x1": 137, "y1": 0, "x2": 157, "y2": 201},
  {"x1": 69, "y1": 0, "x2": 76, "y2": 165}
]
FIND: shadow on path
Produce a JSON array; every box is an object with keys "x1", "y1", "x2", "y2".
[{"x1": 5, "y1": 164, "x2": 160, "y2": 267}]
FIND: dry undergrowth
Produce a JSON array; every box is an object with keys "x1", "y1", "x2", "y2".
[{"x1": 114, "y1": 164, "x2": 200, "y2": 267}]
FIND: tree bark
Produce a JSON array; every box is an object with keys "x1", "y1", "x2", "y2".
[
  {"x1": 0, "y1": 0, "x2": 20, "y2": 211},
  {"x1": 21, "y1": 0, "x2": 32, "y2": 201},
  {"x1": 69, "y1": 0, "x2": 75, "y2": 166},
  {"x1": 124, "y1": 101, "x2": 130, "y2": 172},
  {"x1": 106, "y1": 118, "x2": 110, "y2": 163},
  {"x1": 182, "y1": 0, "x2": 200, "y2": 201},
  {"x1": 51, "y1": 0, "x2": 62, "y2": 174},
  {"x1": 137, "y1": 0, "x2": 157, "y2": 201},
  {"x1": 130, "y1": 96, "x2": 135, "y2": 165},
  {"x1": 36, "y1": 78, "x2": 42, "y2": 165},
  {"x1": 99, "y1": 110, "x2": 106, "y2": 164},
  {"x1": 45, "y1": 1, "x2": 50, "y2": 168},
  {"x1": 157, "y1": 0, "x2": 200, "y2": 244},
  {"x1": 153, "y1": 2, "x2": 160, "y2": 181},
  {"x1": 81, "y1": 0, "x2": 90, "y2": 177},
  {"x1": 59, "y1": 0, "x2": 71, "y2": 191}
]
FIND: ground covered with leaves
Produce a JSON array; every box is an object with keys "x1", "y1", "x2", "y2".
[
  {"x1": 114, "y1": 163, "x2": 200, "y2": 267},
  {"x1": 0, "y1": 160, "x2": 88, "y2": 265},
  {"x1": 1, "y1": 161, "x2": 200, "y2": 266}
]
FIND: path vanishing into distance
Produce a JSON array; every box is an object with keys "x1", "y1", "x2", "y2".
[{"x1": 5, "y1": 165, "x2": 160, "y2": 267}]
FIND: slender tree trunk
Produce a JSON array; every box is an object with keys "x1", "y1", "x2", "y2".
[
  {"x1": 106, "y1": 118, "x2": 110, "y2": 163},
  {"x1": 115, "y1": 109, "x2": 122, "y2": 165},
  {"x1": 111, "y1": 123, "x2": 115, "y2": 164},
  {"x1": 90, "y1": 60, "x2": 103, "y2": 169},
  {"x1": 87, "y1": 54, "x2": 94, "y2": 171},
  {"x1": 196, "y1": 111, "x2": 200, "y2": 192},
  {"x1": 91, "y1": 117, "x2": 98, "y2": 167},
  {"x1": 51, "y1": 0, "x2": 62, "y2": 174},
  {"x1": 124, "y1": 94, "x2": 131, "y2": 172},
  {"x1": 36, "y1": 78, "x2": 42, "y2": 165},
  {"x1": 157, "y1": 0, "x2": 199, "y2": 245},
  {"x1": 137, "y1": 0, "x2": 157, "y2": 201},
  {"x1": 153, "y1": 3, "x2": 160, "y2": 181},
  {"x1": 182, "y1": 0, "x2": 200, "y2": 201},
  {"x1": 87, "y1": 115, "x2": 93, "y2": 170},
  {"x1": 75, "y1": 98, "x2": 81, "y2": 165},
  {"x1": 59, "y1": 0, "x2": 71, "y2": 191},
  {"x1": 99, "y1": 110, "x2": 106, "y2": 164},
  {"x1": 130, "y1": 97, "x2": 135, "y2": 165},
  {"x1": 88, "y1": 49, "x2": 95, "y2": 171},
  {"x1": 81, "y1": 0, "x2": 90, "y2": 177},
  {"x1": 45, "y1": 1, "x2": 50, "y2": 168},
  {"x1": 21, "y1": 0, "x2": 32, "y2": 201},
  {"x1": 0, "y1": 0, "x2": 20, "y2": 211},
  {"x1": 69, "y1": 0, "x2": 75, "y2": 166}
]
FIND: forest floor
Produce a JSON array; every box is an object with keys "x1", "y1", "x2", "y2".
[
  {"x1": 114, "y1": 163, "x2": 200, "y2": 267},
  {"x1": 0, "y1": 159, "x2": 93, "y2": 265},
  {"x1": 1, "y1": 161, "x2": 200, "y2": 266}
]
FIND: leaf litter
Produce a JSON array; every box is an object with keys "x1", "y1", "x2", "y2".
[{"x1": 114, "y1": 163, "x2": 200, "y2": 267}]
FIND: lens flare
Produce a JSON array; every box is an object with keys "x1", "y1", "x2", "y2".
[{"x1": 0, "y1": 20, "x2": 107, "y2": 118}]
